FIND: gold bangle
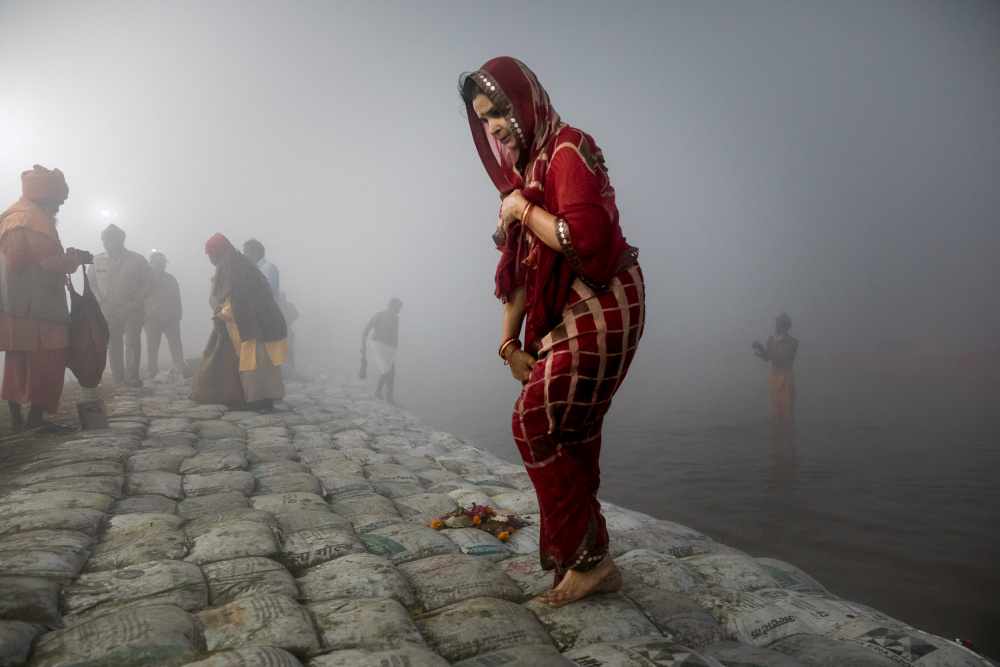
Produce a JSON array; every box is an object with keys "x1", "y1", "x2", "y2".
[
  {"x1": 499, "y1": 337, "x2": 520, "y2": 360},
  {"x1": 521, "y1": 203, "x2": 534, "y2": 231}
]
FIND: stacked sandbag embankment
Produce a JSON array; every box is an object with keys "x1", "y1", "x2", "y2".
[{"x1": 0, "y1": 372, "x2": 994, "y2": 667}]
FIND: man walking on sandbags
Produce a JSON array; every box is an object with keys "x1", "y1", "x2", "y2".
[
  {"x1": 89, "y1": 223, "x2": 155, "y2": 388},
  {"x1": 1, "y1": 165, "x2": 94, "y2": 432}
]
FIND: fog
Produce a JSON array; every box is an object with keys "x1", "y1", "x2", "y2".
[{"x1": 3, "y1": 0, "x2": 999, "y2": 414}]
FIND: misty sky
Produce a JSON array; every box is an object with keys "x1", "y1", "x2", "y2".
[{"x1": 2, "y1": 0, "x2": 998, "y2": 407}]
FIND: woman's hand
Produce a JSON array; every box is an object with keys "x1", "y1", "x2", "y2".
[
  {"x1": 499, "y1": 190, "x2": 529, "y2": 233},
  {"x1": 507, "y1": 348, "x2": 535, "y2": 382}
]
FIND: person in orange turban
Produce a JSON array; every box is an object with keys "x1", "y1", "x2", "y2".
[{"x1": 1, "y1": 166, "x2": 93, "y2": 432}]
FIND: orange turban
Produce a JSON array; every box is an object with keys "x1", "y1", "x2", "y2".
[
  {"x1": 205, "y1": 233, "x2": 235, "y2": 262},
  {"x1": 21, "y1": 165, "x2": 69, "y2": 204}
]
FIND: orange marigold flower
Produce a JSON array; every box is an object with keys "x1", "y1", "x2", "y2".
[
  {"x1": 430, "y1": 520, "x2": 444, "y2": 530},
  {"x1": 473, "y1": 515, "x2": 482, "y2": 524},
  {"x1": 498, "y1": 531, "x2": 510, "y2": 541}
]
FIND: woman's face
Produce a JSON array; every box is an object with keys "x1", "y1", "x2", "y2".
[{"x1": 472, "y1": 93, "x2": 518, "y2": 151}]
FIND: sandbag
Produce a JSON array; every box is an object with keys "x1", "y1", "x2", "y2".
[
  {"x1": 305, "y1": 646, "x2": 447, "y2": 667},
  {"x1": 328, "y1": 492, "x2": 398, "y2": 518},
  {"x1": 501, "y1": 554, "x2": 553, "y2": 601},
  {"x1": 392, "y1": 492, "x2": 458, "y2": 525},
  {"x1": 125, "y1": 471, "x2": 185, "y2": 499},
  {"x1": 624, "y1": 586, "x2": 734, "y2": 648},
  {"x1": 251, "y1": 492, "x2": 330, "y2": 515},
  {"x1": 564, "y1": 637, "x2": 726, "y2": 667},
  {"x1": 183, "y1": 471, "x2": 257, "y2": 497},
  {"x1": 181, "y1": 646, "x2": 303, "y2": 667},
  {"x1": 180, "y1": 451, "x2": 249, "y2": 475},
  {"x1": 32, "y1": 604, "x2": 203, "y2": 667},
  {"x1": 331, "y1": 430, "x2": 370, "y2": 449},
  {"x1": 185, "y1": 521, "x2": 280, "y2": 565},
  {"x1": 63, "y1": 559, "x2": 208, "y2": 620},
  {"x1": 245, "y1": 444, "x2": 299, "y2": 464},
  {"x1": 770, "y1": 633, "x2": 900, "y2": 666},
  {"x1": 178, "y1": 493, "x2": 252, "y2": 521},
  {"x1": 525, "y1": 592, "x2": 662, "y2": 652},
  {"x1": 414, "y1": 597, "x2": 554, "y2": 662},
  {"x1": 358, "y1": 524, "x2": 460, "y2": 565},
  {"x1": 617, "y1": 549, "x2": 708, "y2": 594},
  {"x1": 296, "y1": 554, "x2": 414, "y2": 607},
  {"x1": 755, "y1": 558, "x2": 830, "y2": 596},
  {"x1": 397, "y1": 553, "x2": 521, "y2": 613},
  {"x1": 321, "y1": 477, "x2": 375, "y2": 500},
  {"x1": 0, "y1": 576, "x2": 61, "y2": 626},
  {"x1": 0, "y1": 507, "x2": 106, "y2": 537},
  {"x1": 687, "y1": 587, "x2": 813, "y2": 648},
  {"x1": 341, "y1": 448, "x2": 393, "y2": 465},
  {"x1": 185, "y1": 508, "x2": 278, "y2": 539},
  {"x1": 13, "y1": 460, "x2": 123, "y2": 486},
  {"x1": 504, "y1": 525, "x2": 540, "y2": 555},
  {"x1": 0, "y1": 490, "x2": 115, "y2": 516},
  {"x1": 279, "y1": 527, "x2": 366, "y2": 574},
  {"x1": 249, "y1": 460, "x2": 307, "y2": 478},
  {"x1": 488, "y1": 490, "x2": 540, "y2": 516},
  {"x1": 826, "y1": 620, "x2": 991, "y2": 667},
  {"x1": 275, "y1": 510, "x2": 353, "y2": 536},
  {"x1": 127, "y1": 450, "x2": 191, "y2": 473},
  {"x1": 682, "y1": 552, "x2": 781, "y2": 592},
  {"x1": 0, "y1": 529, "x2": 93, "y2": 580},
  {"x1": 117, "y1": 494, "x2": 179, "y2": 515},
  {"x1": 450, "y1": 644, "x2": 575, "y2": 667},
  {"x1": 201, "y1": 557, "x2": 299, "y2": 605},
  {"x1": 699, "y1": 640, "x2": 811, "y2": 667},
  {"x1": 197, "y1": 594, "x2": 320, "y2": 657},
  {"x1": 348, "y1": 513, "x2": 405, "y2": 534},
  {"x1": 296, "y1": 448, "x2": 346, "y2": 465},
  {"x1": 439, "y1": 528, "x2": 512, "y2": 563},
  {"x1": 0, "y1": 621, "x2": 44, "y2": 667},
  {"x1": 255, "y1": 473, "x2": 323, "y2": 496},
  {"x1": 305, "y1": 598, "x2": 424, "y2": 653},
  {"x1": 86, "y1": 524, "x2": 187, "y2": 572},
  {"x1": 195, "y1": 420, "x2": 247, "y2": 440}
]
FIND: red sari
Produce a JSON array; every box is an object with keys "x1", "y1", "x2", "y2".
[{"x1": 464, "y1": 58, "x2": 645, "y2": 582}]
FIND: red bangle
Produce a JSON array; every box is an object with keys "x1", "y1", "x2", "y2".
[{"x1": 521, "y1": 203, "x2": 534, "y2": 232}]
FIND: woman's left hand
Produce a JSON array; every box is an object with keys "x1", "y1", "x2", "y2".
[
  {"x1": 507, "y1": 348, "x2": 536, "y2": 383},
  {"x1": 499, "y1": 190, "x2": 529, "y2": 232}
]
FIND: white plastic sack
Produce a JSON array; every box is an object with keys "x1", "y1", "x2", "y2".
[
  {"x1": 438, "y1": 528, "x2": 512, "y2": 563},
  {"x1": 616, "y1": 549, "x2": 708, "y2": 594},
  {"x1": 357, "y1": 524, "x2": 459, "y2": 565},
  {"x1": 414, "y1": 597, "x2": 554, "y2": 663},
  {"x1": 623, "y1": 586, "x2": 734, "y2": 648},
  {"x1": 64, "y1": 559, "x2": 208, "y2": 620},
  {"x1": 397, "y1": 553, "x2": 521, "y2": 613},
  {"x1": 185, "y1": 521, "x2": 280, "y2": 565},
  {"x1": 305, "y1": 646, "x2": 447, "y2": 667},
  {"x1": 197, "y1": 594, "x2": 319, "y2": 657},
  {"x1": 183, "y1": 471, "x2": 257, "y2": 497},
  {"x1": 306, "y1": 598, "x2": 425, "y2": 653},
  {"x1": 251, "y1": 492, "x2": 330, "y2": 515},
  {"x1": 31, "y1": 604, "x2": 203, "y2": 667},
  {"x1": 0, "y1": 576, "x2": 61, "y2": 626},
  {"x1": 687, "y1": 587, "x2": 813, "y2": 648},
  {"x1": 181, "y1": 646, "x2": 303, "y2": 667},
  {"x1": 564, "y1": 637, "x2": 725, "y2": 667},
  {"x1": 125, "y1": 471, "x2": 185, "y2": 499},
  {"x1": 525, "y1": 592, "x2": 662, "y2": 652},
  {"x1": 177, "y1": 492, "x2": 250, "y2": 520},
  {"x1": 0, "y1": 529, "x2": 93, "y2": 580},
  {"x1": 296, "y1": 553, "x2": 414, "y2": 607},
  {"x1": 201, "y1": 556, "x2": 299, "y2": 605},
  {"x1": 279, "y1": 527, "x2": 367, "y2": 574}
]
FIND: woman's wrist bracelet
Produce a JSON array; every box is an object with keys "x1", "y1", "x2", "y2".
[
  {"x1": 521, "y1": 203, "x2": 534, "y2": 231},
  {"x1": 499, "y1": 337, "x2": 521, "y2": 361}
]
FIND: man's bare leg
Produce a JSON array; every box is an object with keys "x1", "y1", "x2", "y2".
[
  {"x1": 375, "y1": 373, "x2": 387, "y2": 400},
  {"x1": 538, "y1": 554, "x2": 621, "y2": 608}
]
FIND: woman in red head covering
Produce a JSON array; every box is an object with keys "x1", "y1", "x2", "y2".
[{"x1": 461, "y1": 58, "x2": 645, "y2": 607}]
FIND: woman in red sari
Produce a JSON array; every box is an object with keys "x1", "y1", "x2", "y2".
[{"x1": 461, "y1": 58, "x2": 645, "y2": 607}]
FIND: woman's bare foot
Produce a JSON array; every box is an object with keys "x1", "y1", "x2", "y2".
[{"x1": 538, "y1": 555, "x2": 622, "y2": 608}]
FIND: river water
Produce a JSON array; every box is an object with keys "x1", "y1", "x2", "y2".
[{"x1": 409, "y1": 369, "x2": 1000, "y2": 657}]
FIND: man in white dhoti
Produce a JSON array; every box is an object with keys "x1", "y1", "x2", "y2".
[{"x1": 361, "y1": 298, "x2": 402, "y2": 405}]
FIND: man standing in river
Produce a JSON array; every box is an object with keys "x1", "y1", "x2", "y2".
[{"x1": 752, "y1": 312, "x2": 799, "y2": 422}]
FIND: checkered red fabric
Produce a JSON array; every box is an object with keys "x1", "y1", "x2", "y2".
[{"x1": 512, "y1": 264, "x2": 645, "y2": 579}]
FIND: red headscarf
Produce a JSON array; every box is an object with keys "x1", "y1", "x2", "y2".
[
  {"x1": 205, "y1": 233, "x2": 235, "y2": 262},
  {"x1": 21, "y1": 165, "x2": 69, "y2": 205},
  {"x1": 464, "y1": 58, "x2": 634, "y2": 353}
]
